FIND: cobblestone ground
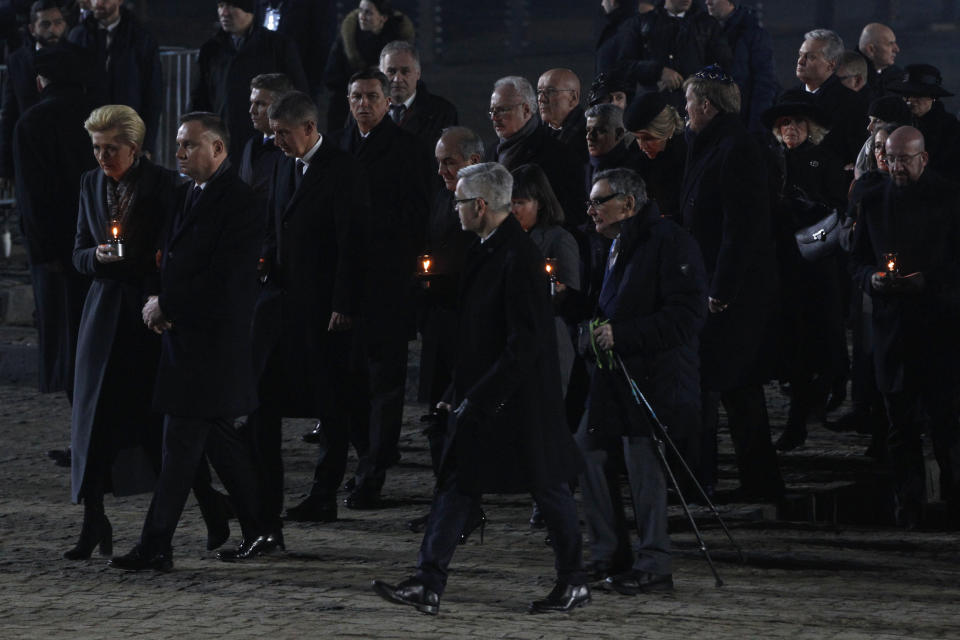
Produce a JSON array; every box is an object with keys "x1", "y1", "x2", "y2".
[{"x1": 2, "y1": 328, "x2": 960, "y2": 639}]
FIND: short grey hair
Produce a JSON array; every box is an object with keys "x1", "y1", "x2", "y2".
[
  {"x1": 593, "y1": 168, "x2": 648, "y2": 213},
  {"x1": 379, "y1": 40, "x2": 420, "y2": 70},
  {"x1": 457, "y1": 162, "x2": 513, "y2": 213},
  {"x1": 804, "y1": 29, "x2": 845, "y2": 65},
  {"x1": 268, "y1": 91, "x2": 319, "y2": 126},
  {"x1": 440, "y1": 126, "x2": 485, "y2": 159},
  {"x1": 585, "y1": 104, "x2": 624, "y2": 130},
  {"x1": 494, "y1": 76, "x2": 538, "y2": 114}
]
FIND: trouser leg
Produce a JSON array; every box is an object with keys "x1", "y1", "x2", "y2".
[
  {"x1": 622, "y1": 435, "x2": 671, "y2": 575},
  {"x1": 204, "y1": 417, "x2": 264, "y2": 541},
  {"x1": 532, "y1": 482, "x2": 586, "y2": 586},
  {"x1": 415, "y1": 469, "x2": 478, "y2": 596},
  {"x1": 697, "y1": 390, "x2": 721, "y2": 490},
  {"x1": 356, "y1": 338, "x2": 408, "y2": 492},
  {"x1": 883, "y1": 389, "x2": 924, "y2": 525},
  {"x1": 723, "y1": 384, "x2": 784, "y2": 497},
  {"x1": 248, "y1": 406, "x2": 283, "y2": 530}
]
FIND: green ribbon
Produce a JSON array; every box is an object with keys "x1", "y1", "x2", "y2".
[{"x1": 589, "y1": 318, "x2": 616, "y2": 370}]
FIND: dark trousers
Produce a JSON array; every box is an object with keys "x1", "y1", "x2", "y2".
[
  {"x1": 415, "y1": 468, "x2": 585, "y2": 596},
  {"x1": 140, "y1": 415, "x2": 263, "y2": 554},
  {"x1": 700, "y1": 385, "x2": 784, "y2": 497},
  {"x1": 575, "y1": 418, "x2": 671, "y2": 576},
  {"x1": 883, "y1": 384, "x2": 960, "y2": 524}
]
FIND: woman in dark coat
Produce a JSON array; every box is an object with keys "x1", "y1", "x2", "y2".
[
  {"x1": 66, "y1": 105, "x2": 229, "y2": 559},
  {"x1": 323, "y1": 0, "x2": 414, "y2": 132},
  {"x1": 763, "y1": 90, "x2": 850, "y2": 451},
  {"x1": 623, "y1": 92, "x2": 687, "y2": 221}
]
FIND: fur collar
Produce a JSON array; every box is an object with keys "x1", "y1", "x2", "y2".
[{"x1": 341, "y1": 8, "x2": 416, "y2": 71}]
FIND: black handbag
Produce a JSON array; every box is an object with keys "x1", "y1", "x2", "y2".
[{"x1": 793, "y1": 209, "x2": 852, "y2": 262}]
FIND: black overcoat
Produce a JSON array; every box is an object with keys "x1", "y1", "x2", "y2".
[
  {"x1": 191, "y1": 25, "x2": 308, "y2": 161},
  {"x1": 254, "y1": 139, "x2": 368, "y2": 416},
  {"x1": 916, "y1": 101, "x2": 960, "y2": 177},
  {"x1": 848, "y1": 170, "x2": 960, "y2": 393},
  {"x1": 238, "y1": 134, "x2": 284, "y2": 197},
  {"x1": 396, "y1": 81, "x2": 459, "y2": 151},
  {"x1": 68, "y1": 8, "x2": 162, "y2": 152},
  {"x1": 0, "y1": 42, "x2": 39, "y2": 178},
  {"x1": 334, "y1": 117, "x2": 433, "y2": 341},
  {"x1": 679, "y1": 112, "x2": 778, "y2": 390},
  {"x1": 800, "y1": 74, "x2": 870, "y2": 166},
  {"x1": 70, "y1": 159, "x2": 180, "y2": 503},
  {"x1": 634, "y1": 133, "x2": 686, "y2": 221},
  {"x1": 442, "y1": 215, "x2": 583, "y2": 494},
  {"x1": 152, "y1": 165, "x2": 265, "y2": 418}
]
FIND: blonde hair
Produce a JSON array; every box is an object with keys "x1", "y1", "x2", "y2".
[
  {"x1": 639, "y1": 104, "x2": 685, "y2": 140},
  {"x1": 771, "y1": 117, "x2": 828, "y2": 146},
  {"x1": 84, "y1": 105, "x2": 146, "y2": 150}
]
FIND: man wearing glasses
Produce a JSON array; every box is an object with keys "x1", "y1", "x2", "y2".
[
  {"x1": 537, "y1": 68, "x2": 587, "y2": 162},
  {"x1": 848, "y1": 125, "x2": 960, "y2": 529}
]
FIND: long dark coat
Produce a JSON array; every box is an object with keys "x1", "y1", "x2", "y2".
[
  {"x1": 254, "y1": 139, "x2": 368, "y2": 416},
  {"x1": 801, "y1": 74, "x2": 870, "y2": 165},
  {"x1": 334, "y1": 117, "x2": 433, "y2": 342},
  {"x1": 721, "y1": 5, "x2": 779, "y2": 134},
  {"x1": 70, "y1": 159, "x2": 180, "y2": 503},
  {"x1": 848, "y1": 170, "x2": 960, "y2": 393},
  {"x1": 680, "y1": 112, "x2": 778, "y2": 391},
  {"x1": 191, "y1": 25, "x2": 308, "y2": 161},
  {"x1": 0, "y1": 41, "x2": 39, "y2": 178},
  {"x1": 68, "y1": 7, "x2": 162, "y2": 152},
  {"x1": 634, "y1": 133, "x2": 686, "y2": 221},
  {"x1": 574, "y1": 202, "x2": 707, "y2": 443},
  {"x1": 152, "y1": 165, "x2": 265, "y2": 418},
  {"x1": 255, "y1": 0, "x2": 336, "y2": 98},
  {"x1": 13, "y1": 82, "x2": 97, "y2": 393},
  {"x1": 442, "y1": 215, "x2": 583, "y2": 494},
  {"x1": 916, "y1": 101, "x2": 960, "y2": 177},
  {"x1": 395, "y1": 81, "x2": 459, "y2": 151},
  {"x1": 238, "y1": 134, "x2": 284, "y2": 197}
]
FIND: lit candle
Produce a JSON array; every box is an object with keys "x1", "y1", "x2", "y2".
[
  {"x1": 417, "y1": 252, "x2": 433, "y2": 289},
  {"x1": 109, "y1": 219, "x2": 125, "y2": 258},
  {"x1": 882, "y1": 251, "x2": 898, "y2": 276},
  {"x1": 545, "y1": 258, "x2": 558, "y2": 296}
]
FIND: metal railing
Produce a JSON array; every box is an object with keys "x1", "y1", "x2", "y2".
[{"x1": 156, "y1": 47, "x2": 199, "y2": 170}]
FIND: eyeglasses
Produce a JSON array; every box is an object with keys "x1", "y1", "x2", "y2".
[
  {"x1": 453, "y1": 197, "x2": 479, "y2": 209},
  {"x1": 586, "y1": 192, "x2": 623, "y2": 209},
  {"x1": 885, "y1": 151, "x2": 923, "y2": 166},
  {"x1": 536, "y1": 88, "x2": 575, "y2": 99},
  {"x1": 488, "y1": 104, "x2": 520, "y2": 118}
]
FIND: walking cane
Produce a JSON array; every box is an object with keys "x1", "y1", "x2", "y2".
[{"x1": 613, "y1": 352, "x2": 745, "y2": 586}]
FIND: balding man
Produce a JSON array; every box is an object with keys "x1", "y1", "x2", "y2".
[
  {"x1": 849, "y1": 126, "x2": 960, "y2": 529},
  {"x1": 856, "y1": 22, "x2": 901, "y2": 97},
  {"x1": 487, "y1": 75, "x2": 587, "y2": 228},
  {"x1": 538, "y1": 68, "x2": 587, "y2": 162}
]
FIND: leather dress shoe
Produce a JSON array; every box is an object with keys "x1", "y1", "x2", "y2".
[
  {"x1": 371, "y1": 578, "x2": 440, "y2": 615},
  {"x1": 343, "y1": 488, "x2": 381, "y2": 510},
  {"x1": 217, "y1": 535, "x2": 275, "y2": 562},
  {"x1": 108, "y1": 545, "x2": 173, "y2": 572},
  {"x1": 265, "y1": 529, "x2": 285, "y2": 551},
  {"x1": 604, "y1": 571, "x2": 674, "y2": 595},
  {"x1": 48, "y1": 447, "x2": 71, "y2": 468},
  {"x1": 528, "y1": 582, "x2": 591, "y2": 613},
  {"x1": 284, "y1": 497, "x2": 337, "y2": 523},
  {"x1": 301, "y1": 421, "x2": 326, "y2": 444}
]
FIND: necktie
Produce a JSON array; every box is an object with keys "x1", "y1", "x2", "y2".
[
  {"x1": 389, "y1": 104, "x2": 406, "y2": 123},
  {"x1": 189, "y1": 185, "x2": 203, "y2": 210},
  {"x1": 601, "y1": 236, "x2": 620, "y2": 294},
  {"x1": 295, "y1": 159, "x2": 305, "y2": 188}
]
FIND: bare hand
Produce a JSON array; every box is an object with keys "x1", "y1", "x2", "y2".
[
  {"x1": 870, "y1": 271, "x2": 890, "y2": 292},
  {"x1": 660, "y1": 67, "x2": 684, "y2": 91},
  {"x1": 708, "y1": 297, "x2": 728, "y2": 314},
  {"x1": 436, "y1": 402, "x2": 452, "y2": 412},
  {"x1": 142, "y1": 295, "x2": 172, "y2": 334},
  {"x1": 96, "y1": 243, "x2": 124, "y2": 263},
  {"x1": 593, "y1": 323, "x2": 614, "y2": 350},
  {"x1": 327, "y1": 311, "x2": 353, "y2": 332},
  {"x1": 601, "y1": 0, "x2": 619, "y2": 13}
]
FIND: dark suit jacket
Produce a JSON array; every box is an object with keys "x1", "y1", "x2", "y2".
[
  {"x1": 152, "y1": 165, "x2": 265, "y2": 418},
  {"x1": 254, "y1": 139, "x2": 368, "y2": 415},
  {"x1": 551, "y1": 105, "x2": 588, "y2": 164},
  {"x1": 396, "y1": 81, "x2": 458, "y2": 151},
  {"x1": 68, "y1": 7, "x2": 162, "y2": 152},
  {"x1": 191, "y1": 25, "x2": 308, "y2": 161},
  {"x1": 333, "y1": 117, "x2": 433, "y2": 340},
  {"x1": 238, "y1": 134, "x2": 284, "y2": 197},
  {"x1": 680, "y1": 113, "x2": 778, "y2": 390},
  {"x1": 443, "y1": 214, "x2": 583, "y2": 494},
  {"x1": 0, "y1": 42, "x2": 40, "y2": 178},
  {"x1": 802, "y1": 74, "x2": 870, "y2": 165}
]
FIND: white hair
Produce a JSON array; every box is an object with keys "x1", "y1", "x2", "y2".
[
  {"x1": 493, "y1": 76, "x2": 537, "y2": 114},
  {"x1": 457, "y1": 162, "x2": 513, "y2": 213}
]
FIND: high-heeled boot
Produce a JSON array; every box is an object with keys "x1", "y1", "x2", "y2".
[
  {"x1": 459, "y1": 507, "x2": 487, "y2": 545},
  {"x1": 63, "y1": 505, "x2": 112, "y2": 560}
]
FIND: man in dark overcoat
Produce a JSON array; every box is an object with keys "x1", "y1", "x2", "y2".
[
  {"x1": 379, "y1": 40, "x2": 458, "y2": 153},
  {"x1": 679, "y1": 67, "x2": 783, "y2": 500},
  {"x1": 372, "y1": 162, "x2": 589, "y2": 615},
  {"x1": 849, "y1": 126, "x2": 960, "y2": 528},
  {"x1": 0, "y1": 0, "x2": 67, "y2": 184},
  {"x1": 238, "y1": 72, "x2": 291, "y2": 196},
  {"x1": 537, "y1": 68, "x2": 588, "y2": 163},
  {"x1": 248, "y1": 91, "x2": 367, "y2": 530},
  {"x1": 191, "y1": 0, "x2": 308, "y2": 162},
  {"x1": 323, "y1": 69, "x2": 433, "y2": 509},
  {"x1": 568, "y1": 168, "x2": 706, "y2": 592},
  {"x1": 67, "y1": 0, "x2": 162, "y2": 154},
  {"x1": 486, "y1": 75, "x2": 587, "y2": 230},
  {"x1": 109, "y1": 113, "x2": 268, "y2": 571},
  {"x1": 13, "y1": 48, "x2": 95, "y2": 402}
]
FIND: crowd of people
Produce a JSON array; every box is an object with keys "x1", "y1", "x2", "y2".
[{"x1": 5, "y1": 0, "x2": 960, "y2": 617}]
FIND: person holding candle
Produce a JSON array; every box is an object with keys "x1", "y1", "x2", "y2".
[{"x1": 848, "y1": 125, "x2": 960, "y2": 528}]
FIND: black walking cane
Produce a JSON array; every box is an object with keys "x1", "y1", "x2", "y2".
[{"x1": 588, "y1": 319, "x2": 745, "y2": 584}]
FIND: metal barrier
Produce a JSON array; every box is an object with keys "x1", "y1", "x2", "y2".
[{"x1": 156, "y1": 47, "x2": 199, "y2": 170}]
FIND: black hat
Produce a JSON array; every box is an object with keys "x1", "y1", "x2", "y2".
[
  {"x1": 761, "y1": 89, "x2": 830, "y2": 130},
  {"x1": 624, "y1": 91, "x2": 667, "y2": 131},
  {"x1": 217, "y1": 0, "x2": 255, "y2": 13},
  {"x1": 868, "y1": 95, "x2": 912, "y2": 124},
  {"x1": 34, "y1": 47, "x2": 78, "y2": 85},
  {"x1": 588, "y1": 70, "x2": 633, "y2": 107},
  {"x1": 888, "y1": 64, "x2": 954, "y2": 98}
]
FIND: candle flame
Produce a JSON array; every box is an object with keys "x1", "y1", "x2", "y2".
[
  {"x1": 887, "y1": 260, "x2": 896, "y2": 271},
  {"x1": 112, "y1": 226, "x2": 119, "y2": 239},
  {"x1": 422, "y1": 259, "x2": 431, "y2": 273}
]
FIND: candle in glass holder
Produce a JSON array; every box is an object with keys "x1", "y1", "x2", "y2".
[
  {"x1": 545, "y1": 258, "x2": 558, "y2": 296},
  {"x1": 417, "y1": 252, "x2": 433, "y2": 289},
  {"x1": 109, "y1": 219, "x2": 125, "y2": 258},
  {"x1": 882, "y1": 251, "x2": 898, "y2": 276}
]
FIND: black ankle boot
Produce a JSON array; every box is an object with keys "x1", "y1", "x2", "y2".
[{"x1": 64, "y1": 509, "x2": 112, "y2": 560}]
